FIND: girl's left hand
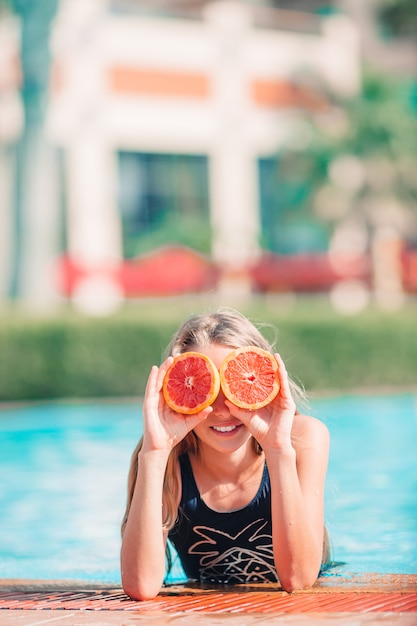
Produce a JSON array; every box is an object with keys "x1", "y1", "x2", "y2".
[{"x1": 226, "y1": 353, "x2": 297, "y2": 451}]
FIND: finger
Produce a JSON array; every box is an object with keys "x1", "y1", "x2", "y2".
[
  {"x1": 274, "y1": 351, "x2": 287, "y2": 374},
  {"x1": 155, "y1": 356, "x2": 174, "y2": 391},
  {"x1": 187, "y1": 405, "x2": 213, "y2": 425},
  {"x1": 164, "y1": 402, "x2": 213, "y2": 422},
  {"x1": 224, "y1": 399, "x2": 254, "y2": 424},
  {"x1": 144, "y1": 365, "x2": 159, "y2": 398},
  {"x1": 274, "y1": 353, "x2": 293, "y2": 397},
  {"x1": 169, "y1": 405, "x2": 212, "y2": 437}
]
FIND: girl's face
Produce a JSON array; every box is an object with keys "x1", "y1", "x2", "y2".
[{"x1": 189, "y1": 343, "x2": 253, "y2": 454}]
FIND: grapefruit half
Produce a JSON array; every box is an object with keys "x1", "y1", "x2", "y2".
[
  {"x1": 163, "y1": 352, "x2": 220, "y2": 415},
  {"x1": 219, "y1": 346, "x2": 279, "y2": 410}
]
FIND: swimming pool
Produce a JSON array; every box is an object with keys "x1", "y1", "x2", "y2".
[{"x1": 0, "y1": 393, "x2": 416, "y2": 583}]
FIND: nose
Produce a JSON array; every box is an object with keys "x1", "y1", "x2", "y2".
[{"x1": 211, "y1": 387, "x2": 230, "y2": 418}]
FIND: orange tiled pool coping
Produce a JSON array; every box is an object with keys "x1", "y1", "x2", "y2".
[{"x1": 0, "y1": 574, "x2": 416, "y2": 615}]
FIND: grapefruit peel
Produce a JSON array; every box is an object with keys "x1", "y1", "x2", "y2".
[
  {"x1": 219, "y1": 346, "x2": 279, "y2": 410},
  {"x1": 162, "y1": 352, "x2": 220, "y2": 415}
]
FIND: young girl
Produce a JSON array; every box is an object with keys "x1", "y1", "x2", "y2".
[{"x1": 121, "y1": 308, "x2": 330, "y2": 600}]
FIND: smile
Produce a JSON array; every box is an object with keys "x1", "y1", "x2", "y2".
[{"x1": 211, "y1": 425, "x2": 240, "y2": 433}]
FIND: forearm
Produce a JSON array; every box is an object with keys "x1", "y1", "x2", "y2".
[
  {"x1": 120, "y1": 448, "x2": 170, "y2": 600},
  {"x1": 265, "y1": 446, "x2": 323, "y2": 592}
]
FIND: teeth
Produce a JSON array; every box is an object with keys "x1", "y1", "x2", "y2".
[{"x1": 212, "y1": 425, "x2": 237, "y2": 433}]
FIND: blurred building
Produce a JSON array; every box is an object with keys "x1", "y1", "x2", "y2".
[{"x1": 1, "y1": 0, "x2": 362, "y2": 310}]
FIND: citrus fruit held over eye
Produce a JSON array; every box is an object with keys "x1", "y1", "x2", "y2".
[
  {"x1": 163, "y1": 352, "x2": 220, "y2": 415},
  {"x1": 219, "y1": 346, "x2": 279, "y2": 410}
]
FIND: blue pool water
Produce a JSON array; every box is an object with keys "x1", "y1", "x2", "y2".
[{"x1": 0, "y1": 393, "x2": 416, "y2": 583}]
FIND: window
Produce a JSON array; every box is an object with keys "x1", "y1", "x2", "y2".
[
  {"x1": 117, "y1": 152, "x2": 211, "y2": 258},
  {"x1": 258, "y1": 155, "x2": 329, "y2": 254}
]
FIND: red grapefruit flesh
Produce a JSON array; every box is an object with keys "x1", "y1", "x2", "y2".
[
  {"x1": 163, "y1": 352, "x2": 220, "y2": 415},
  {"x1": 219, "y1": 346, "x2": 279, "y2": 410}
]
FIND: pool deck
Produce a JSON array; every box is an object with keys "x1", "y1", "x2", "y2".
[{"x1": 1, "y1": 574, "x2": 416, "y2": 625}]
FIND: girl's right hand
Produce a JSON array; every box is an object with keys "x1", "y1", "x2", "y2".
[{"x1": 141, "y1": 357, "x2": 211, "y2": 453}]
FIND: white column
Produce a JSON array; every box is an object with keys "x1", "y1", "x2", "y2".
[
  {"x1": 66, "y1": 136, "x2": 121, "y2": 268},
  {"x1": 0, "y1": 147, "x2": 14, "y2": 303},
  {"x1": 0, "y1": 14, "x2": 21, "y2": 305},
  {"x1": 204, "y1": 2, "x2": 261, "y2": 276},
  {"x1": 321, "y1": 13, "x2": 361, "y2": 98},
  {"x1": 55, "y1": 0, "x2": 123, "y2": 314},
  {"x1": 17, "y1": 131, "x2": 61, "y2": 309},
  {"x1": 372, "y1": 226, "x2": 405, "y2": 311},
  {"x1": 66, "y1": 132, "x2": 123, "y2": 315}
]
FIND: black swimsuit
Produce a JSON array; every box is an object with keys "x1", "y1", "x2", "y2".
[{"x1": 168, "y1": 454, "x2": 278, "y2": 584}]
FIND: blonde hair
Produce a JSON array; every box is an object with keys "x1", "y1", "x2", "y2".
[{"x1": 121, "y1": 308, "x2": 329, "y2": 563}]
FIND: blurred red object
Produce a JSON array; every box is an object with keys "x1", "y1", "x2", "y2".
[
  {"x1": 56, "y1": 246, "x2": 220, "y2": 297},
  {"x1": 401, "y1": 247, "x2": 417, "y2": 292},
  {"x1": 250, "y1": 251, "x2": 371, "y2": 292},
  {"x1": 56, "y1": 247, "x2": 417, "y2": 297}
]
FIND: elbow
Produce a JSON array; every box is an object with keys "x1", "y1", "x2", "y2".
[
  {"x1": 279, "y1": 569, "x2": 320, "y2": 594},
  {"x1": 122, "y1": 576, "x2": 161, "y2": 602},
  {"x1": 123, "y1": 588, "x2": 157, "y2": 602},
  {"x1": 280, "y1": 579, "x2": 312, "y2": 594},
  {"x1": 120, "y1": 553, "x2": 165, "y2": 601}
]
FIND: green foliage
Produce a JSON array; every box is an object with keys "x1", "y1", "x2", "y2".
[
  {"x1": 267, "y1": 72, "x2": 417, "y2": 257},
  {"x1": 0, "y1": 315, "x2": 178, "y2": 402},
  {"x1": 259, "y1": 154, "x2": 331, "y2": 254},
  {"x1": 260, "y1": 72, "x2": 417, "y2": 255},
  {"x1": 377, "y1": 0, "x2": 417, "y2": 38},
  {"x1": 276, "y1": 313, "x2": 417, "y2": 392},
  {"x1": 336, "y1": 73, "x2": 417, "y2": 163},
  {"x1": 303, "y1": 72, "x2": 417, "y2": 194},
  {"x1": 0, "y1": 300, "x2": 416, "y2": 402},
  {"x1": 126, "y1": 212, "x2": 212, "y2": 258}
]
